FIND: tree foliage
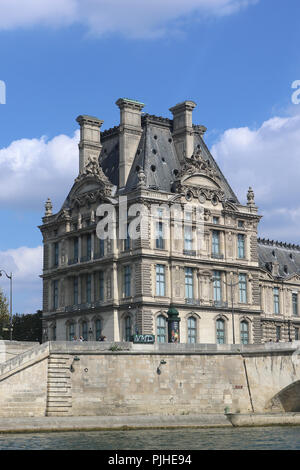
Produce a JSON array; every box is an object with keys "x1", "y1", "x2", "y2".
[
  {"x1": 12, "y1": 310, "x2": 42, "y2": 343},
  {"x1": 0, "y1": 288, "x2": 9, "y2": 339}
]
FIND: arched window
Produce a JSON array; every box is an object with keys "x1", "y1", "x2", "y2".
[
  {"x1": 216, "y1": 318, "x2": 225, "y2": 344},
  {"x1": 68, "y1": 322, "x2": 76, "y2": 341},
  {"x1": 156, "y1": 315, "x2": 167, "y2": 343},
  {"x1": 125, "y1": 316, "x2": 132, "y2": 341},
  {"x1": 187, "y1": 317, "x2": 197, "y2": 343},
  {"x1": 240, "y1": 320, "x2": 249, "y2": 344},
  {"x1": 82, "y1": 321, "x2": 88, "y2": 341},
  {"x1": 95, "y1": 319, "x2": 102, "y2": 341}
]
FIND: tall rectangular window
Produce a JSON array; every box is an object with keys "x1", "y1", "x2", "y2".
[
  {"x1": 124, "y1": 266, "x2": 131, "y2": 297},
  {"x1": 237, "y1": 234, "x2": 245, "y2": 259},
  {"x1": 53, "y1": 280, "x2": 59, "y2": 310},
  {"x1": 212, "y1": 231, "x2": 220, "y2": 255},
  {"x1": 99, "y1": 271, "x2": 104, "y2": 301},
  {"x1": 86, "y1": 274, "x2": 92, "y2": 303},
  {"x1": 106, "y1": 274, "x2": 112, "y2": 299},
  {"x1": 295, "y1": 328, "x2": 299, "y2": 341},
  {"x1": 216, "y1": 319, "x2": 225, "y2": 344},
  {"x1": 54, "y1": 242, "x2": 59, "y2": 267},
  {"x1": 185, "y1": 267, "x2": 193, "y2": 300},
  {"x1": 274, "y1": 287, "x2": 280, "y2": 314},
  {"x1": 292, "y1": 293, "x2": 298, "y2": 316},
  {"x1": 74, "y1": 238, "x2": 79, "y2": 261},
  {"x1": 87, "y1": 234, "x2": 92, "y2": 260},
  {"x1": 239, "y1": 274, "x2": 247, "y2": 304},
  {"x1": 73, "y1": 278, "x2": 78, "y2": 305},
  {"x1": 156, "y1": 315, "x2": 167, "y2": 343},
  {"x1": 213, "y1": 271, "x2": 222, "y2": 302},
  {"x1": 184, "y1": 225, "x2": 193, "y2": 251},
  {"x1": 156, "y1": 264, "x2": 165, "y2": 296},
  {"x1": 99, "y1": 239, "x2": 104, "y2": 257},
  {"x1": 124, "y1": 224, "x2": 130, "y2": 251},
  {"x1": 276, "y1": 325, "x2": 281, "y2": 342},
  {"x1": 187, "y1": 317, "x2": 197, "y2": 344},
  {"x1": 156, "y1": 221, "x2": 164, "y2": 249}
]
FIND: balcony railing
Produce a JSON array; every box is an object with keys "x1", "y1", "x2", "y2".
[
  {"x1": 80, "y1": 255, "x2": 91, "y2": 263},
  {"x1": 213, "y1": 300, "x2": 228, "y2": 308},
  {"x1": 185, "y1": 298, "x2": 201, "y2": 305},
  {"x1": 211, "y1": 253, "x2": 224, "y2": 259},
  {"x1": 183, "y1": 250, "x2": 196, "y2": 256}
]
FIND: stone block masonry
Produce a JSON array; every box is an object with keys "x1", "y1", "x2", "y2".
[{"x1": 0, "y1": 341, "x2": 300, "y2": 417}]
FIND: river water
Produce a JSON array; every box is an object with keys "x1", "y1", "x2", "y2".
[{"x1": 0, "y1": 426, "x2": 300, "y2": 450}]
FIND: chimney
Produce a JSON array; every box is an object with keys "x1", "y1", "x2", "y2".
[
  {"x1": 169, "y1": 100, "x2": 197, "y2": 161},
  {"x1": 76, "y1": 115, "x2": 104, "y2": 174},
  {"x1": 116, "y1": 98, "x2": 145, "y2": 188}
]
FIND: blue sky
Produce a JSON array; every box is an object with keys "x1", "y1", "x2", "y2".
[{"x1": 0, "y1": 0, "x2": 300, "y2": 314}]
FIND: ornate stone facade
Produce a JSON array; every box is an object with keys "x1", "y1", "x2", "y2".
[{"x1": 39, "y1": 98, "x2": 300, "y2": 344}]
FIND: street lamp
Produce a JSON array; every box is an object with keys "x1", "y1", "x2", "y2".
[
  {"x1": 0, "y1": 270, "x2": 13, "y2": 341},
  {"x1": 213, "y1": 272, "x2": 239, "y2": 344}
]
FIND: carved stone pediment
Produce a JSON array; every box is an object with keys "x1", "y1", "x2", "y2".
[
  {"x1": 75, "y1": 155, "x2": 111, "y2": 186},
  {"x1": 179, "y1": 149, "x2": 221, "y2": 182}
]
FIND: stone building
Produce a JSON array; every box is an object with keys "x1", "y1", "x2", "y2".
[{"x1": 39, "y1": 98, "x2": 300, "y2": 344}]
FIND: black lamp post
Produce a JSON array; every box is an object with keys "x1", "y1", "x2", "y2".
[{"x1": 0, "y1": 270, "x2": 13, "y2": 341}]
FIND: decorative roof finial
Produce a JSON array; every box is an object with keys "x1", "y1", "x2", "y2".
[
  {"x1": 137, "y1": 168, "x2": 146, "y2": 189},
  {"x1": 247, "y1": 187, "x2": 255, "y2": 206},
  {"x1": 44, "y1": 198, "x2": 53, "y2": 216}
]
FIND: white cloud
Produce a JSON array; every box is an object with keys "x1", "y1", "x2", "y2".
[
  {"x1": 0, "y1": 0, "x2": 258, "y2": 38},
  {"x1": 211, "y1": 112, "x2": 300, "y2": 243},
  {"x1": 0, "y1": 130, "x2": 79, "y2": 211},
  {"x1": 0, "y1": 245, "x2": 42, "y2": 313}
]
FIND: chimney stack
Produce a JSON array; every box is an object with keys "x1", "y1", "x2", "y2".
[
  {"x1": 76, "y1": 115, "x2": 104, "y2": 174},
  {"x1": 169, "y1": 100, "x2": 196, "y2": 161},
  {"x1": 116, "y1": 98, "x2": 145, "y2": 189}
]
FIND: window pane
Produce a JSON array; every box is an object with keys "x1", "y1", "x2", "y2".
[
  {"x1": 156, "y1": 265, "x2": 165, "y2": 296},
  {"x1": 96, "y1": 319, "x2": 102, "y2": 340},
  {"x1": 240, "y1": 321, "x2": 249, "y2": 344},
  {"x1": 239, "y1": 274, "x2": 247, "y2": 303},
  {"x1": 184, "y1": 226, "x2": 193, "y2": 250},
  {"x1": 216, "y1": 319, "x2": 225, "y2": 344},
  {"x1": 212, "y1": 231, "x2": 220, "y2": 255},
  {"x1": 237, "y1": 234, "x2": 245, "y2": 259},
  {"x1": 157, "y1": 315, "x2": 166, "y2": 343},
  {"x1": 185, "y1": 268, "x2": 193, "y2": 299},
  {"x1": 188, "y1": 317, "x2": 196, "y2": 343},
  {"x1": 274, "y1": 288, "x2": 280, "y2": 314},
  {"x1": 156, "y1": 221, "x2": 164, "y2": 249},
  {"x1": 292, "y1": 293, "x2": 298, "y2": 316},
  {"x1": 124, "y1": 266, "x2": 131, "y2": 297},
  {"x1": 125, "y1": 316, "x2": 132, "y2": 341},
  {"x1": 213, "y1": 271, "x2": 222, "y2": 302}
]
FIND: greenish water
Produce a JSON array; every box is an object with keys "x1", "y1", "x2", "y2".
[{"x1": 0, "y1": 426, "x2": 300, "y2": 450}]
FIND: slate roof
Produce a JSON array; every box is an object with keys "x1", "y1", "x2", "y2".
[
  {"x1": 258, "y1": 238, "x2": 300, "y2": 278},
  {"x1": 100, "y1": 113, "x2": 239, "y2": 203}
]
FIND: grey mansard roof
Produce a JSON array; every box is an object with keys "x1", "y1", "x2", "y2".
[
  {"x1": 258, "y1": 238, "x2": 300, "y2": 279},
  {"x1": 100, "y1": 114, "x2": 239, "y2": 203}
]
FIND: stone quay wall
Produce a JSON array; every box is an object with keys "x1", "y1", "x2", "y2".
[{"x1": 0, "y1": 341, "x2": 300, "y2": 417}]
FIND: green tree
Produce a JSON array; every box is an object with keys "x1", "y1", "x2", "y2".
[
  {"x1": 0, "y1": 288, "x2": 9, "y2": 339},
  {"x1": 12, "y1": 310, "x2": 42, "y2": 343}
]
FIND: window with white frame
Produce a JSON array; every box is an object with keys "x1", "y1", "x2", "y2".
[
  {"x1": 156, "y1": 315, "x2": 167, "y2": 343},
  {"x1": 156, "y1": 264, "x2": 165, "y2": 296},
  {"x1": 187, "y1": 316, "x2": 197, "y2": 343},
  {"x1": 239, "y1": 274, "x2": 247, "y2": 304},
  {"x1": 216, "y1": 318, "x2": 225, "y2": 344},
  {"x1": 213, "y1": 271, "x2": 222, "y2": 303},
  {"x1": 274, "y1": 287, "x2": 280, "y2": 314},
  {"x1": 237, "y1": 234, "x2": 245, "y2": 259},
  {"x1": 240, "y1": 320, "x2": 249, "y2": 344},
  {"x1": 185, "y1": 267, "x2": 194, "y2": 300}
]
